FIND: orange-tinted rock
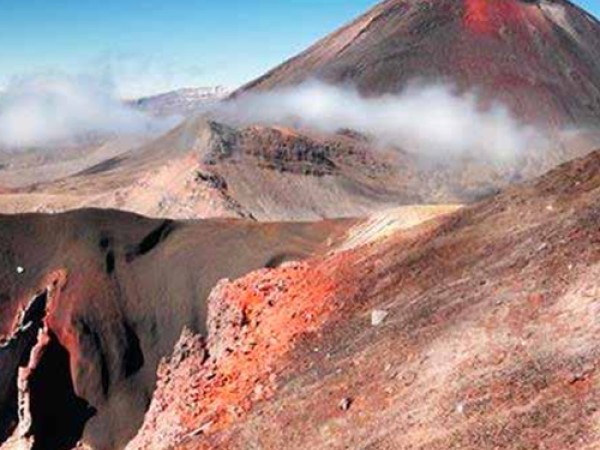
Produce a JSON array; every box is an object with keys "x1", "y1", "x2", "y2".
[
  {"x1": 131, "y1": 148, "x2": 600, "y2": 449},
  {"x1": 0, "y1": 210, "x2": 351, "y2": 449}
]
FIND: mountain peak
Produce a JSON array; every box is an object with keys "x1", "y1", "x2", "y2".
[{"x1": 238, "y1": 0, "x2": 600, "y2": 127}]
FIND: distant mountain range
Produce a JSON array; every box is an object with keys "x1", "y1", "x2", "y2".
[{"x1": 130, "y1": 86, "x2": 230, "y2": 117}]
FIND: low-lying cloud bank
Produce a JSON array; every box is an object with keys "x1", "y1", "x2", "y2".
[
  {"x1": 0, "y1": 74, "x2": 179, "y2": 148},
  {"x1": 0, "y1": 76, "x2": 546, "y2": 161},
  {"x1": 216, "y1": 81, "x2": 545, "y2": 163}
]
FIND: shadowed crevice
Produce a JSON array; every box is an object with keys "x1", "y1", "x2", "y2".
[
  {"x1": 0, "y1": 291, "x2": 48, "y2": 444},
  {"x1": 123, "y1": 322, "x2": 144, "y2": 378},
  {"x1": 28, "y1": 332, "x2": 96, "y2": 450},
  {"x1": 126, "y1": 220, "x2": 176, "y2": 262}
]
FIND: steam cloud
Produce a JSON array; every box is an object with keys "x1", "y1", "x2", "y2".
[
  {"x1": 0, "y1": 75, "x2": 544, "y2": 162},
  {"x1": 0, "y1": 74, "x2": 179, "y2": 148},
  {"x1": 217, "y1": 81, "x2": 545, "y2": 162}
]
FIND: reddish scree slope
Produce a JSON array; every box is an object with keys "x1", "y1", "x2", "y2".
[
  {"x1": 130, "y1": 147, "x2": 600, "y2": 449},
  {"x1": 239, "y1": 0, "x2": 600, "y2": 127}
]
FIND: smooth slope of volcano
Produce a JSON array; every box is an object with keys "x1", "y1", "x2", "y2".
[
  {"x1": 128, "y1": 145, "x2": 600, "y2": 450},
  {"x1": 239, "y1": 0, "x2": 600, "y2": 127}
]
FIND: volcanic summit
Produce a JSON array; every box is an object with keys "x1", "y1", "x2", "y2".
[{"x1": 240, "y1": 0, "x2": 600, "y2": 127}]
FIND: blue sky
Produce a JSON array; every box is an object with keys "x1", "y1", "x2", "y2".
[
  {"x1": 579, "y1": 0, "x2": 600, "y2": 17},
  {"x1": 0, "y1": 0, "x2": 597, "y2": 97}
]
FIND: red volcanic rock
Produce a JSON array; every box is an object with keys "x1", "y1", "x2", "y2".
[
  {"x1": 0, "y1": 210, "x2": 352, "y2": 450},
  {"x1": 128, "y1": 257, "x2": 360, "y2": 450},
  {"x1": 131, "y1": 147, "x2": 600, "y2": 449},
  {"x1": 238, "y1": 0, "x2": 600, "y2": 127},
  {"x1": 464, "y1": 0, "x2": 525, "y2": 34}
]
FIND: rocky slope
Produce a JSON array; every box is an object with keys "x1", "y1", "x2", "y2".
[
  {"x1": 129, "y1": 146, "x2": 600, "y2": 449},
  {"x1": 0, "y1": 210, "x2": 354, "y2": 450},
  {"x1": 239, "y1": 0, "x2": 600, "y2": 128},
  {"x1": 0, "y1": 118, "x2": 413, "y2": 220}
]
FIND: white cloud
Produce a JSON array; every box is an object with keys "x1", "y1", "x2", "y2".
[
  {"x1": 217, "y1": 81, "x2": 546, "y2": 163},
  {"x1": 0, "y1": 73, "x2": 180, "y2": 148}
]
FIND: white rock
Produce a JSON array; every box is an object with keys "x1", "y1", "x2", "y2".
[
  {"x1": 16, "y1": 266, "x2": 24, "y2": 274},
  {"x1": 456, "y1": 402, "x2": 465, "y2": 415},
  {"x1": 339, "y1": 398, "x2": 352, "y2": 411},
  {"x1": 371, "y1": 310, "x2": 389, "y2": 326}
]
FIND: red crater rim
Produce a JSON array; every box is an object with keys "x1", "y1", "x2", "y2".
[{"x1": 464, "y1": 0, "x2": 539, "y2": 34}]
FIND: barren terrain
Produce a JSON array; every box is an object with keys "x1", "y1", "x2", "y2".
[
  {"x1": 0, "y1": 0, "x2": 599, "y2": 449},
  {"x1": 130, "y1": 147, "x2": 600, "y2": 450}
]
